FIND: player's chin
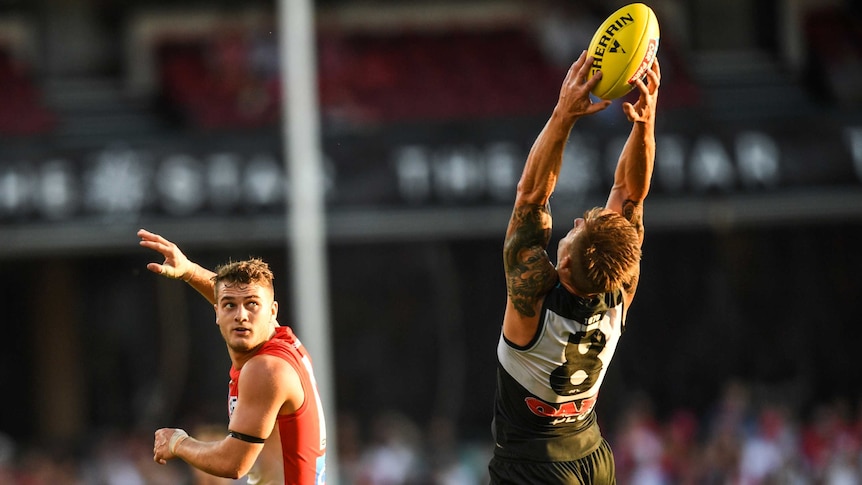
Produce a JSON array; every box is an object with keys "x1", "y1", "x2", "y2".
[
  {"x1": 226, "y1": 333, "x2": 257, "y2": 351},
  {"x1": 227, "y1": 340, "x2": 257, "y2": 353}
]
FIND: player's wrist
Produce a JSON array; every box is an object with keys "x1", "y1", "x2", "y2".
[
  {"x1": 182, "y1": 265, "x2": 196, "y2": 283},
  {"x1": 551, "y1": 107, "x2": 580, "y2": 128},
  {"x1": 169, "y1": 429, "x2": 189, "y2": 456}
]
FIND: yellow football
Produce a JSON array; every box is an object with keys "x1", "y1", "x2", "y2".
[{"x1": 587, "y1": 3, "x2": 660, "y2": 100}]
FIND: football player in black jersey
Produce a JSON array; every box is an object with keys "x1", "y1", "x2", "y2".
[{"x1": 489, "y1": 52, "x2": 660, "y2": 484}]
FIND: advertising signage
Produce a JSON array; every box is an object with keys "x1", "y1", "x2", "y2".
[{"x1": 0, "y1": 116, "x2": 861, "y2": 226}]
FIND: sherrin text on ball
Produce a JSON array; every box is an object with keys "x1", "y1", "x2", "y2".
[{"x1": 587, "y1": 3, "x2": 660, "y2": 100}]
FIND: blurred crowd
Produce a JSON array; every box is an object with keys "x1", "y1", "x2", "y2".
[
  {"x1": 2, "y1": 380, "x2": 862, "y2": 484},
  {"x1": 611, "y1": 383, "x2": 862, "y2": 485}
]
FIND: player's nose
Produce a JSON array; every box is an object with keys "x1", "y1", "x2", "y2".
[{"x1": 235, "y1": 306, "x2": 250, "y2": 322}]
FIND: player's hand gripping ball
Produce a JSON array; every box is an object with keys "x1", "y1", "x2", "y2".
[{"x1": 587, "y1": 3, "x2": 660, "y2": 100}]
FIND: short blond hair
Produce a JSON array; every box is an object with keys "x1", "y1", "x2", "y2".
[
  {"x1": 568, "y1": 207, "x2": 641, "y2": 294},
  {"x1": 213, "y1": 258, "x2": 275, "y2": 296}
]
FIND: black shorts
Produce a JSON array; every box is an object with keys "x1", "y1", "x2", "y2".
[{"x1": 488, "y1": 438, "x2": 615, "y2": 484}]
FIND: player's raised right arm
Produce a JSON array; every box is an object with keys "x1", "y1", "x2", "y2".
[
  {"x1": 138, "y1": 228, "x2": 218, "y2": 305},
  {"x1": 605, "y1": 59, "x2": 660, "y2": 246},
  {"x1": 502, "y1": 53, "x2": 611, "y2": 346}
]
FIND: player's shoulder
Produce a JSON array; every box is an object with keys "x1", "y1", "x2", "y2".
[
  {"x1": 236, "y1": 353, "x2": 303, "y2": 409},
  {"x1": 244, "y1": 352, "x2": 298, "y2": 381}
]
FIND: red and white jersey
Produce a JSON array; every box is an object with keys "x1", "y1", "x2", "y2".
[{"x1": 228, "y1": 326, "x2": 327, "y2": 485}]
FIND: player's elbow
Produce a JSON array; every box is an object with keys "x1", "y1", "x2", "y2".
[
  {"x1": 628, "y1": 191, "x2": 648, "y2": 204},
  {"x1": 626, "y1": 180, "x2": 652, "y2": 203},
  {"x1": 221, "y1": 469, "x2": 242, "y2": 480},
  {"x1": 515, "y1": 178, "x2": 552, "y2": 206},
  {"x1": 232, "y1": 457, "x2": 258, "y2": 479},
  {"x1": 212, "y1": 454, "x2": 256, "y2": 479},
  {"x1": 218, "y1": 463, "x2": 249, "y2": 480}
]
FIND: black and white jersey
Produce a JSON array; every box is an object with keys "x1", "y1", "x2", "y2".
[{"x1": 493, "y1": 283, "x2": 625, "y2": 462}]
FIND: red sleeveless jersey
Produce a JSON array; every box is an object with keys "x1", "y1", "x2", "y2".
[{"x1": 228, "y1": 326, "x2": 327, "y2": 484}]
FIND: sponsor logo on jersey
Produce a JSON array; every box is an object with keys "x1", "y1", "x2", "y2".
[{"x1": 525, "y1": 394, "x2": 598, "y2": 425}]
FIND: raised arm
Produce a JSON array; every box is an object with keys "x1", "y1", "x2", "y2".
[
  {"x1": 511, "y1": 51, "x2": 612, "y2": 209},
  {"x1": 138, "y1": 228, "x2": 218, "y2": 305},
  {"x1": 502, "y1": 52, "x2": 611, "y2": 345},
  {"x1": 605, "y1": 58, "x2": 661, "y2": 246}
]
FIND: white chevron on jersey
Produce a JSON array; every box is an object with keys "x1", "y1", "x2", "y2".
[{"x1": 498, "y1": 290, "x2": 624, "y2": 407}]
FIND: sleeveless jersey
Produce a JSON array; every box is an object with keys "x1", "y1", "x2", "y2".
[
  {"x1": 493, "y1": 284, "x2": 625, "y2": 462},
  {"x1": 228, "y1": 326, "x2": 327, "y2": 485}
]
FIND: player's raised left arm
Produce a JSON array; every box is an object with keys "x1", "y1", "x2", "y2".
[{"x1": 606, "y1": 58, "x2": 660, "y2": 245}]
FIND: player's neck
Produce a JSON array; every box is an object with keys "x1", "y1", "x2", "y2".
[{"x1": 228, "y1": 333, "x2": 274, "y2": 369}]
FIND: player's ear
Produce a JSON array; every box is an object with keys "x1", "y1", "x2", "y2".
[
  {"x1": 271, "y1": 300, "x2": 279, "y2": 322},
  {"x1": 559, "y1": 253, "x2": 571, "y2": 266},
  {"x1": 557, "y1": 254, "x2": 572, "y2": 276}
]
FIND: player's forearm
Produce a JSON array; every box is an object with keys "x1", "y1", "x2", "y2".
[
  {"x1": 183, "y1": 263, "x2": 217, "y2": 305},
  {"x1": 618, "y1": 121, "x2": 655, "y2": 202},
  {"x1": 174, "y1": 436, "x2": 255, "y2": 479},
  {"x1": 517, "y1": 110, "x2": 578, "y2": 204}
]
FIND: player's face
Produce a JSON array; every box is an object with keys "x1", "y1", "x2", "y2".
[{"x1": 214, "y1": 282, "x2": 278, "y2": 353}]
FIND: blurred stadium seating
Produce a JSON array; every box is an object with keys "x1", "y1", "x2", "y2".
[{"x1": 0, "y1": 48, "x2": 56, "y2": 135}]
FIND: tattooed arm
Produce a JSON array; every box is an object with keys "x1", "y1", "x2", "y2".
[
  {"x1": 605, "y1": 60, "x2": 660, "y2": 301},
  {"x1": 502, "y1": 52, "x2": 610, "y2": 347},
  {"x1": 502, "y1": 204, "x2": 560, "y2": 347},
  {"x1": 503, "y1": 205, "x2": 557, "y2": 312}
]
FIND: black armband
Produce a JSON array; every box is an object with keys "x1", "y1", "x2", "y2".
[{"x1": 228, "y1": 430, "x2": 266, "y2": 444}]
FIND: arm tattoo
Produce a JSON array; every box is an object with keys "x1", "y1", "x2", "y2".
[
  {"x1": 508, "y1": 204, "x2": 552, "y2": 250},
  {"x1": 504, "y1": 204, "x2": 556, "y2": 317},
  {"x1": 622, "y1": 198, "x2": 644, "y2": 240},
  {"x1": 621, "y1": 199, "x2": 643, "y2": 296}
]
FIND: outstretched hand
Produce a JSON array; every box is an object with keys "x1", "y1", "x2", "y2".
[
  {"x1": 138, "y1": 228, "x2": 194, "y2": 281},
  {"x1": 622, "y1": 58, "x2": 661, "y2": 124},
  {"x1": 556, "y1": 51, "x2": 613, "y2": 121}
]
